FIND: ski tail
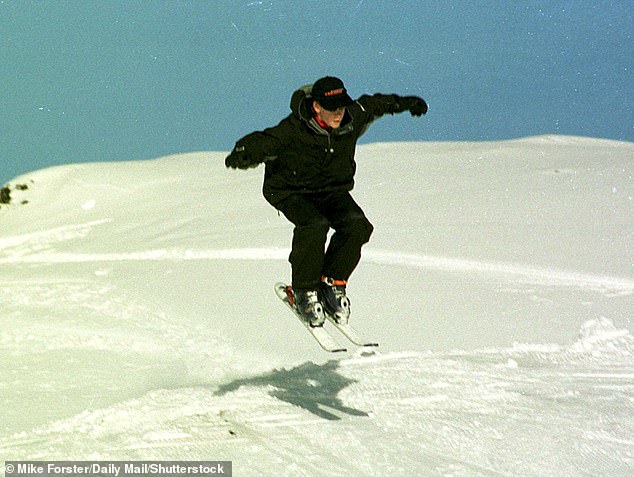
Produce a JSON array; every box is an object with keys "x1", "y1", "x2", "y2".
[{"x1": 326, "y1": 316, "x2": 379, "y2": 347}]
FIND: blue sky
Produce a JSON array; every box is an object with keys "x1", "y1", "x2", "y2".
[{"x1": 1, "y1": 0, "x2": 632, "y2": 185}]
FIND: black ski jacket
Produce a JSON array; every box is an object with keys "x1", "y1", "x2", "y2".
[{"x1": 231, "y1": 85, "x2": 416, "y2": 206}]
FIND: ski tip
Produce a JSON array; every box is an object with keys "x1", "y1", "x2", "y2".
[
  {"x1": 274, "y1": 282, "x2": 288, "y2": 292},
  {"x1": 274, "y1": 282, "x2": 291, "y2": 301}
]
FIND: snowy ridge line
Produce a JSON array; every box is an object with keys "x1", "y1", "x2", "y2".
[
  {"x1": 365, "y1": 249, "x2": 634, "y2": 292},
  {"x1": 0, "y1": 247, "x2": 289, "y2": 264},
  {"x1": 1, "y1": 246, "x2": 632, "y2": 292},
  {"x1": 449, "y1": 317, "x2": 634, "y2": 360}
]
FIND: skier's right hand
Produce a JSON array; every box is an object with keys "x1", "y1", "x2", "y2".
[{"x1": 225, "y1": 145, "x2": 256, "y2": 169}]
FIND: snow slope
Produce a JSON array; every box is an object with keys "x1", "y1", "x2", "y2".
[{"x1": 0, "y1": 136, "x2": 633, "y2": 476}]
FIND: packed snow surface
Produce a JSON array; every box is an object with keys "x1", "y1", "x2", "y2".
[{"x1": 1, "y1": 136, "x2": 633, "y2": 476}]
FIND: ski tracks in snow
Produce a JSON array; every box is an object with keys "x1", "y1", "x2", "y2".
[
  {"x1": 1, "y1": 225, "x2": 632, "y2": 295},
  {"x1": 2, "y1": 349, "x2": 632, "y2": 476}
]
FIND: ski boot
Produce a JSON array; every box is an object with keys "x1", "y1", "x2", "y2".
[
  {"x1": 319, "y1": 277, "x2": 351, "y2": 324},
  {"x1": 292, "y1": 288, "x2": 326, "y2": 327}
]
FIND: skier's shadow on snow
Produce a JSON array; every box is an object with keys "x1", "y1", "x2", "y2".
[{"x1": 215, "y1": 360, "x2": 368, "y2": 421}]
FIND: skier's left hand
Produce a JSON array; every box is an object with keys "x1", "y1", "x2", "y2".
[{"x1": 401, "y1": 96, "x2": 428, "y2": 116}]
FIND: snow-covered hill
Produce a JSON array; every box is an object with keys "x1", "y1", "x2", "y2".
[{"x1": 1, "y1": 137, "x2": 633, "y2": 476}]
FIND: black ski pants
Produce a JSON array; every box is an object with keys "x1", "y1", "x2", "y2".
[{"x1": 275, "y1": 191, "x2": 374, "y2": 290}]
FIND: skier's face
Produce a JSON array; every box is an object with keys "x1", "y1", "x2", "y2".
[{"x1": 314, "y1": 102, "x2": 346, "y2": 129}]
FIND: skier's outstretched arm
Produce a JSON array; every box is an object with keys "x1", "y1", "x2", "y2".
[
  {"x1": 358, "y1": 93, "x2": 428, "y2": 117},
  {"x1": 352, "y1": 93, "x2": 428, "y2": 138},
  {"x1": 225, "y1": 122, "x2": 289, "y2": 170}
]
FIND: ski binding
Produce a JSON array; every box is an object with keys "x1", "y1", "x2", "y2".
[
  {"x1": 275, "y1": 283, "x2": 347, "y2": 353},
  {"x1": 274, "y1": 282, "x2": 379, "y2": 352}
]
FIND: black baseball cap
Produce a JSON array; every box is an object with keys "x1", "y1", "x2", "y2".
[{"x1": 311, "y1": 76, "x2": 354, "y2": 110}]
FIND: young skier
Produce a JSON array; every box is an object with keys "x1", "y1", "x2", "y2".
[{"x1": 226, "y1": 76, "x2": 427, "y2": 327}]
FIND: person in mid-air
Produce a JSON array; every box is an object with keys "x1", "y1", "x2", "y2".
[{"x1": 226, "y1": 76, "x2": 428, "y2": 327}]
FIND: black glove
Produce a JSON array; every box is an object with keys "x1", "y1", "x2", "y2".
[
  {"x1": 400, "y1": 96, "x2": 428, "y2": 116},
  {"x1": 225, "y1": 145, "x2": 256, "y2": 169}
]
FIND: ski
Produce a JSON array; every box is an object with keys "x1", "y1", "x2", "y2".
[
  {"x1": 274, "y1": 283, "x2": 347, "y2": 353},
  {"x1": 325, "y1": 315, "x2": 379, "y2": 348}
]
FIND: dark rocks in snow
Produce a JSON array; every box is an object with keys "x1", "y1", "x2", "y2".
[
  {"x1": 0, "y1": 183, "x2": 30, "y2": 206},
  {"x1": 0, "y1": 186, "x2": 10, "y2": 204}
]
